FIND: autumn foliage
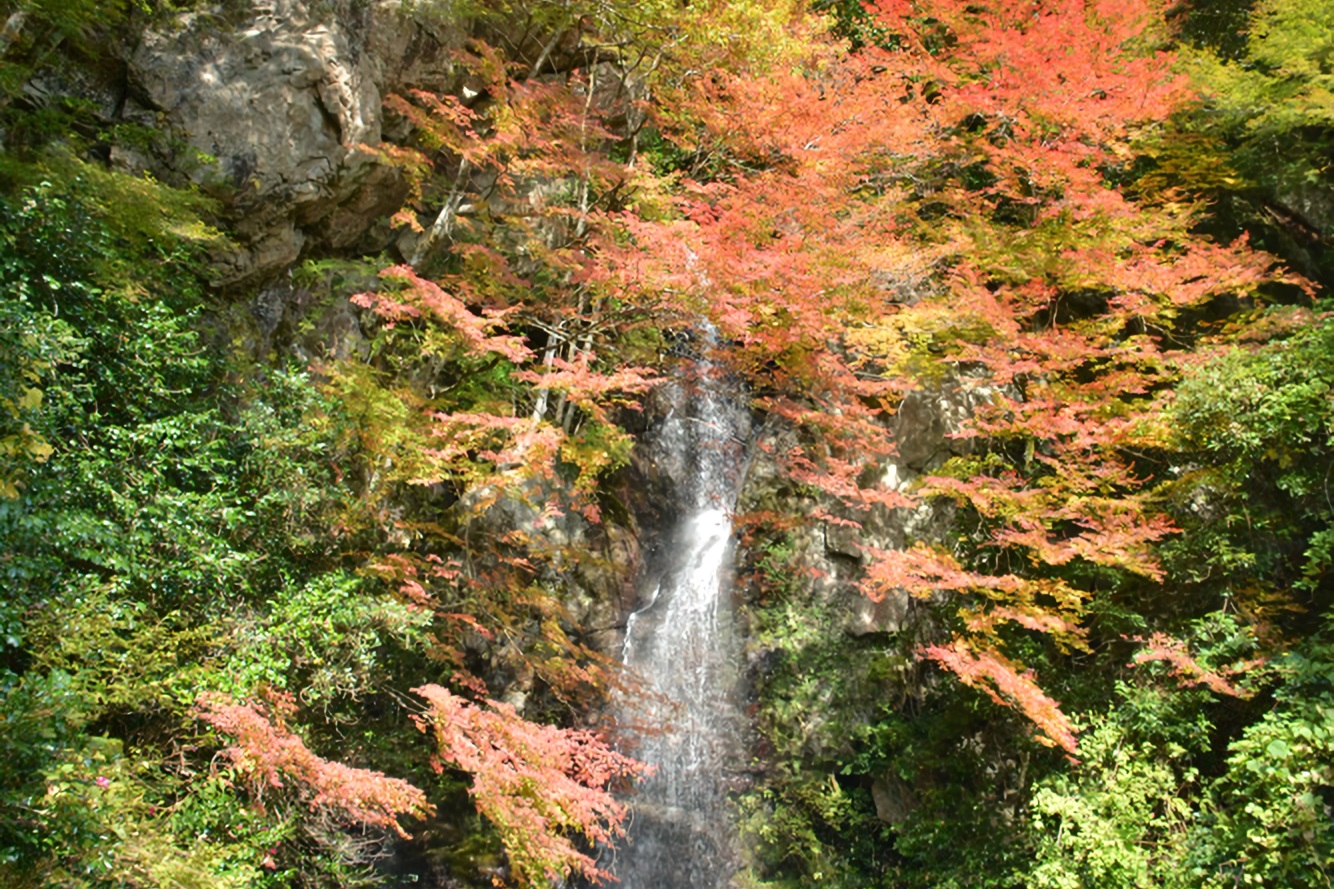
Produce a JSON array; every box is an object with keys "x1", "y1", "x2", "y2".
[
  {"x1": 201, "y1": 0, "x2": 1309, "y2": 873},
  {"x1": 195, "y1": 692, "x2": 432, "y2": 838},
  {"x1": 413, "y1": 685, "x2": 647, "y2": 885},
  {"x1": 1129, "y1": 632, "x2": 1263, "y2": 698},
  {"x1": 573, "y1": 0, "x2": 1299, "y2": 751},
  {"x1": 5, "y1": 0, "x2": 1330, "y2": 886},
  {"x1": 347, "y1": 0, "x2": 1306, "y2": 766}
]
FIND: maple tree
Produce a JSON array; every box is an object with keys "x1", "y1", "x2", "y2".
[
  {"x1": 347, "y1": 9, "x2": 1313, "y2": 884},
  {"x1": 589, "y1": 0, "x2": 1303, "y2": 753},
  {"x1": 226, "y1": 0, "x2": 1325, "y2": 879},
  {"x1": 310, "y1": 22, "x2": 798, "y2": 879},
  {"x1": 195, "y1": 692, "x2": 432, "y2": 839}
]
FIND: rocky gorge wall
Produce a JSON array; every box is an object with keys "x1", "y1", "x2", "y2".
[
  {"x1": 12, "y1": 3, "x2": 1334, "y2": 887},
  {"x1": 5, "y1": 0, "x2": 978, "y2": 875},
  {"x1": 727, "y1": 377, "x2": 998, "y2": 841}
]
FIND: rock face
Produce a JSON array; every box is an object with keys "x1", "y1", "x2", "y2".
[
  {"x1": 19, "y1": 2, "x2": 1003, "y2": 866},
  {"x1": 53, "y1": 0, "x2": 467, "y2": 287},
  {"x1": 721, "y1": 377, "x2": 995, "y2": 837},
  {"x1": 737, "y1": 376, "x2": 998, "y2": 637}
]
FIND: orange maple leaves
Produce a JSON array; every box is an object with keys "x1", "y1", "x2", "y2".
[
  {"x1": 197, "y1": 685, "x2": 644, "y2": 882},
  {"x1": 196, "y1": 693, "x2": 432, "y2": 838},
  {"x1": 921, "y1": 640, "x2": 1080, "y2": 754},
  {"x1": 413, "y1": 685, "x2": 647, "y2": 885},
  {"x1": 331, "y1": 0, "x2": 1289, "y2": 798},
  {"x1": 600, "y1": 0, "x2": 1291, "y2": 752}
]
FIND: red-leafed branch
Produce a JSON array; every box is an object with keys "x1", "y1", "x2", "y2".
[
  {"x1": 413, "y1": 684, "x2": 648, "y2": 885},
  {"x1": 921, "y1": 640, "x2": 1080, "y2": 754},
  {"x1": 195, "y1": 693, "x2": 432, "y2": 838}
]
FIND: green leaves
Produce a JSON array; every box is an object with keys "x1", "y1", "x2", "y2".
[
  {"x1": 0, "y1": 166, "x2": 431, "y2": 886},
  {"x1": 1189, "y1": 628, "x2": 1334, "y2": 887},
  {"x1": 1028, "y1": 716, "x2": 1197, "y2": 889},
  {"x1": 220, "y1": 572, "x2": 431, "y2": 706},
  {"x1": 1168, "y1": 306, "x2": 1334, "y2": 594},
  {"x1": 1194, "y1": 0, "x2": 1334, "y2": 133}
]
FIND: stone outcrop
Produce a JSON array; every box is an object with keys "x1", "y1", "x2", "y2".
[
  {"x1": 737, "y1": 376, "x2": 999, "y2": 637},
  {"x1": 24, "y1": 0, "x2": 468, "y2": 289},
  {"x1": 128, "y1": 0, "x2": 469, "y2": 286}
]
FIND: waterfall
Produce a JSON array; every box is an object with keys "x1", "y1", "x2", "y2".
[{"x1": 613, "y1": 333, "x2": 751, "y2": 889}]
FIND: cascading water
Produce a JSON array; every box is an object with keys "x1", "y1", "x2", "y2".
[{"x1": 612, "y1": 333, "x2": 751, "y2": 889}]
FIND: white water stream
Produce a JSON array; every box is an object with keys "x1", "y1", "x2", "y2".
[{"x1": 612, "y1": 338, "x2": 751, "y2": 889}]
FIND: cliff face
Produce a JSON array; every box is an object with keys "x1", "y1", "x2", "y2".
[
  {"x1": 14, "y1": 4, "x2": 1334, "y2": 888},
  {"x1": 24, "y1": 0, "x2": 462, "y2": 288},
  {"x1": 12, "y1": 0, "x2": 677, "y2": 653},
  {"x1": 5, "y1": 4, "x2": 952, "y2": 880},
  {"x1": 68, "y1": 0, "x2": 945, "y2": 739}
]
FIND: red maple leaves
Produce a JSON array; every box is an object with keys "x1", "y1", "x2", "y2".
[
  {"x1": 305, "y1": 1, "x2": 1294, "y2": 844},
  {"x1": 413, "y1": 685, "x2": 647, "y2": 885},
  {"x1": 597, "y1": 0, "x2": 1292, "y2": 751},
  {"x1": 196, "y1": 692, "x2": 432, "y2": 838}
]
